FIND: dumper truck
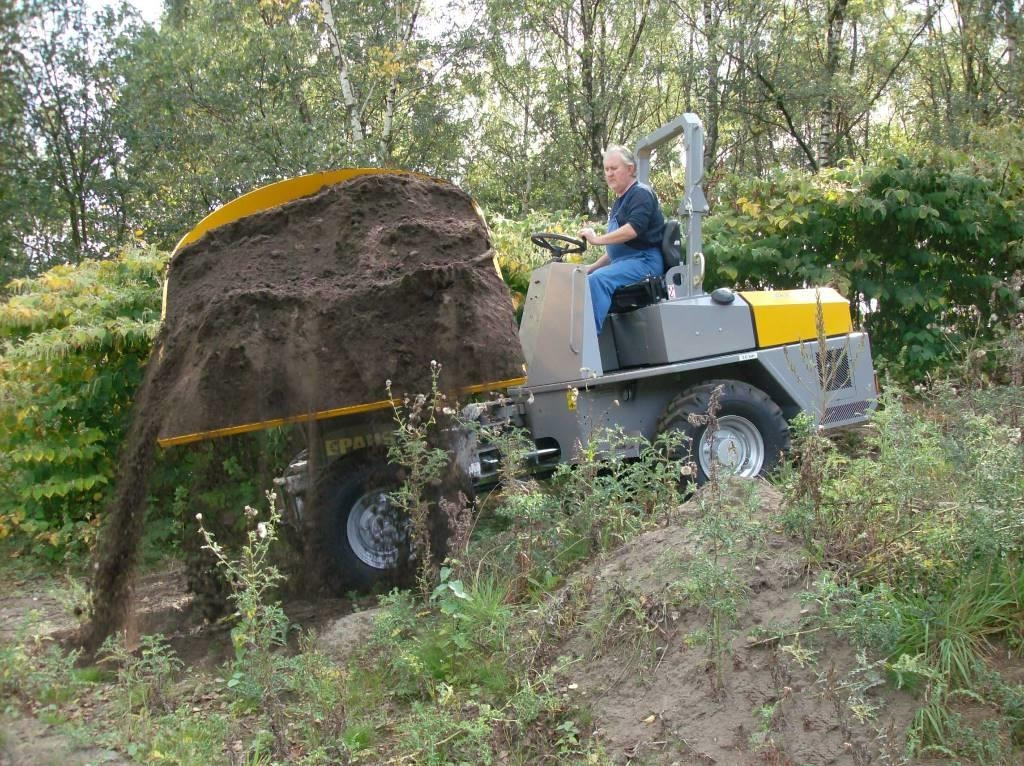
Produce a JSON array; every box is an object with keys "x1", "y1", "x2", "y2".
[{"x1": 160, "y1": 114, "x2": 877, "y2": 590}]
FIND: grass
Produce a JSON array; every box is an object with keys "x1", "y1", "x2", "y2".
[{"x1": 0, "y1": 377, "x2": 1022, "y2": 763}]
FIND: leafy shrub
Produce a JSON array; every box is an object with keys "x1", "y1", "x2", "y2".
[
  {"x1": 0, "y1": 245, "x2": 164, "y2": 558},
  {"x1": 705, "y1": 129, "x2": 1024, "y2": 382},
  {"x1": 487, "y1": 210, "x2": 587, "y2": 318}
]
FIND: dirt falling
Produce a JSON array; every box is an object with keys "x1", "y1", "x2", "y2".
[
  {"x1": 77, "y1": 341, "x2": 167, "y2": 654},
  {"x1": 79, "y1": 173, "x2": 524, "y2": 652}
]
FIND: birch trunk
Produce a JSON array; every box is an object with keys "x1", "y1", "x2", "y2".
[{"x1": 318, "y1": 0, "x2": 364, "y2": 145}]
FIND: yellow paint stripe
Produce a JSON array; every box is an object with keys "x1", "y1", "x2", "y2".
[
  {"x1": 156, "y1": 376, "x2": 529, "y2": 448},
  {"x1": 460, "y1": 376, "x2": 527, "y2": 395}
]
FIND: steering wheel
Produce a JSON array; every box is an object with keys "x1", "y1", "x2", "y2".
[{"x1": 530, "y1": 232, "x2": 587, "y2": 262}]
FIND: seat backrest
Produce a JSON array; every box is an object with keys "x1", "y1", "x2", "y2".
[{"x1": 661, "y1": 219, "x2": 681, "y2": 270}]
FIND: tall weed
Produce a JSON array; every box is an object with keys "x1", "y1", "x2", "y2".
[{"x1": 792, "y1": 380, "x2": 1024, "y2": 762}]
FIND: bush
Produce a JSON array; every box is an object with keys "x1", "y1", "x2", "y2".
[
  {"x1": 0, "y1": 245, "x2": 164, "y2": 559},
  {"x1": 705, "y1": 128, "x2": 1024, "y2": 383}
]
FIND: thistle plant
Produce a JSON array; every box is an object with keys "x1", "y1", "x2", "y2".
[
  {"x1": 195, "y1": 491, "x2": 289, "y2": 691},
  {"x1": 386, "y1": 360, "x2": 462, "y2": 602}
]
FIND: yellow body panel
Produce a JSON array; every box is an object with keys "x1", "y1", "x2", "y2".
[{"x1": 739, "y1": 288, "x2": 852, "y2": 348}]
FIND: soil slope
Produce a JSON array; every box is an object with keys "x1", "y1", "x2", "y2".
[{"x1": 554, "y1": 483, "x2": 943, "y2": 765}]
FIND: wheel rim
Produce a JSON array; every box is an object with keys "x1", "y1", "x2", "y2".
[
  {"x1": 698, "y1": 415, "x2": 765, "y2": 478},
  {"x1": 346, "y1": 487, "x2": 404, "y2": 570}
]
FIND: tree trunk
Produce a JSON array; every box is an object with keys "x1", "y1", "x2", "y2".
[
  {"x1": 820, "y1": 0, "x2": 849, "y2": 168},
  {"x1": 379, "y1": 0, "x2": 422, "y2": 164},
  {"x1": 703, "y1": 0, "x2": 720, "y2": 173},
  {"x1": 317, "y1": 0, "x2": 365, "y2": 148}
]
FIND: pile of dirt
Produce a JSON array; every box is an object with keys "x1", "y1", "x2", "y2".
[
  {"x1": 79, "y1": 172, "x2": 524, "y2": 651},
  {"x1": 160, "y1": 172, "x2": 523, "y2": 441},
  {"x1": 553, "y1": 483, "x2": 933, "y2": 766}
]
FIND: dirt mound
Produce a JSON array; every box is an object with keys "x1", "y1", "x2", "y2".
[
  {"x1": 555, "y1": 482, "x2": 926, "y2": 765},
  {"x1": 79, "y1": 172, "x2": 523, "y2": 651},
  {"x1": 160, "y1": 172, "x2": 523, "y2": 441}
]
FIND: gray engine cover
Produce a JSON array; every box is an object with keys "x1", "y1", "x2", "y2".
[{"x1": 609, "y1": 295, "x2": 757, "y2": 367}]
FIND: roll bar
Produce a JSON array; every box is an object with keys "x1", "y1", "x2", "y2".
[{"x1": 634, "y1": 113, "x2": 708, "y2": 298}]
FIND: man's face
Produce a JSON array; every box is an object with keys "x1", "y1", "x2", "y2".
[{"x1": 604, "y1": 153, "x2": 635, "y2": 196}]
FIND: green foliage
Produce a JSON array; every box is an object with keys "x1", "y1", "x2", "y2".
[
  {"x1": 2, "y1": 0, "x2": 1020, "y2": 282},
  {"x1": 0, "y1": 629, "x2": 83, "y2": 706},
  {"x1": 706, "y1": 133, "x2": 1024, "y2": 381},
  {"x1": 487, "y1": 210, "x2": 588, "y2": 319},
  {"x1": 791, "y1": 380, "x2": 1024, "y2": 763},
  {"x1": 124, "y1": 707, "x2": 230, "y2": 765},
  {"x1": 361, "y1": 582, "x2": 595, "y2": 764},
  {"x1": 784, "y1": 384, "x2": 1024, "y2": 594},
  {"x1": 100, "y1": 633, "x2": 182, "y2": 715},
  {"x1": 367, "y1": 572, "x2": 516, "y2": 703},
  {"x1": 197, "y1": 491, "x2": 291, "y2": 706},
  {"x1": 471, "y1": 0, "x2": 679, "y2": 216},
  {"x1": 476, "y1": 423, "x2": 684, "y2": 593},
  {"x1": 2, "y1": 1, "x2": 142, "y2": 273},
  {"x1": 165, "y1": 430, "x2": 292, "y2": 569},
  {"x1": 0, "y1": 245, "x2": 164, "y2": 559}
]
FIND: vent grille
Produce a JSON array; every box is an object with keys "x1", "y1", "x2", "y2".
[
  {"x1": 823, "y1": 401, "x2": 869, "y2": 426},
  {"x1": 817, "y1": 348, "x2": 853, "y2": 391}
]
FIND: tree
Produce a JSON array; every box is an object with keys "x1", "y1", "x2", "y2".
[
  {"x1": 113, "y1": 0, "x2": 478, "y2": 248},
  {"x1": 909, "y1": 0, "x2": 1023, "y2": 147},
  {"x1": 4, "y1": 1, "x2": 141, "y2": 271},
  {"x1": 0, "y1": 0, "x2": 32, "y2": 284},
  {"x1": 475, "y1": 0, "x2": 678, "y2": 216}
]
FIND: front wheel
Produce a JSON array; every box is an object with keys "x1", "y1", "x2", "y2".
[
  {"x1": 658, "y1": 380, "x2": 791, "y2": 484},
  {"x1": 316, "y1": 460, "x2": 408, "y2": 591}
]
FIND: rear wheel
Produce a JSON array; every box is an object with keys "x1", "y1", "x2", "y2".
[{"x1": 658, "y1": 380, "x2": 790, "y2": 484}]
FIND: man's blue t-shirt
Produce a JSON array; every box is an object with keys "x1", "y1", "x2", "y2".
[{"x1": 609, "y1": 181, "x2": 666, "y2": 252}]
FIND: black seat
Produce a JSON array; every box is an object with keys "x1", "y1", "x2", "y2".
[{"x1": 609, "y1": 219, "x2": 681, "y2": 314}]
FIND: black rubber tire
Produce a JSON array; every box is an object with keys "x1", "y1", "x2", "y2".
[
  {"x1": 657, "y1": 379, "x2": 791, "y2": 484},
  {"x1": 315, "y1": 459, "x2": 409, "y2": 592}
]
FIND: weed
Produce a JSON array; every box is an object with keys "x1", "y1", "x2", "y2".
[
  {"x1": 386, "y1": 360, "x2": 462, "y2": 601},
  {"x1": 100, "y1": 632, "x2": 181, "y2": 715},
  {"x1": 588, "y1": 584, "x2": 675, "y2": 673},
  {"x1": 197, "y1": 493, "x2": 290, "y2": 701},
  {"x1": 128, "y1": 705, "x2": 230, "y2": 764},
  {"x1": 780, "y1": 637, "x2": 818, "y2": 668},
  {"x1": 47, "y1": 572, "x2": 92, "y2": 626},
  {"x1": 195, "y1": 490, "x2": 352, "y2": 761},
  {"x1": 0, "y1": 626, "x2": 83, "y2": 706},
  {"x1": 749, "y1": 699, "x2": 784, "y2": 753},
  {"x1": 546, "y1": 425, "x2": 682, "y2": 565}
]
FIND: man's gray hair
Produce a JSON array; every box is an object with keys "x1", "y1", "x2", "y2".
[{"x1": 604, "y1": 144, "x2": 637, "y2": 168}]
